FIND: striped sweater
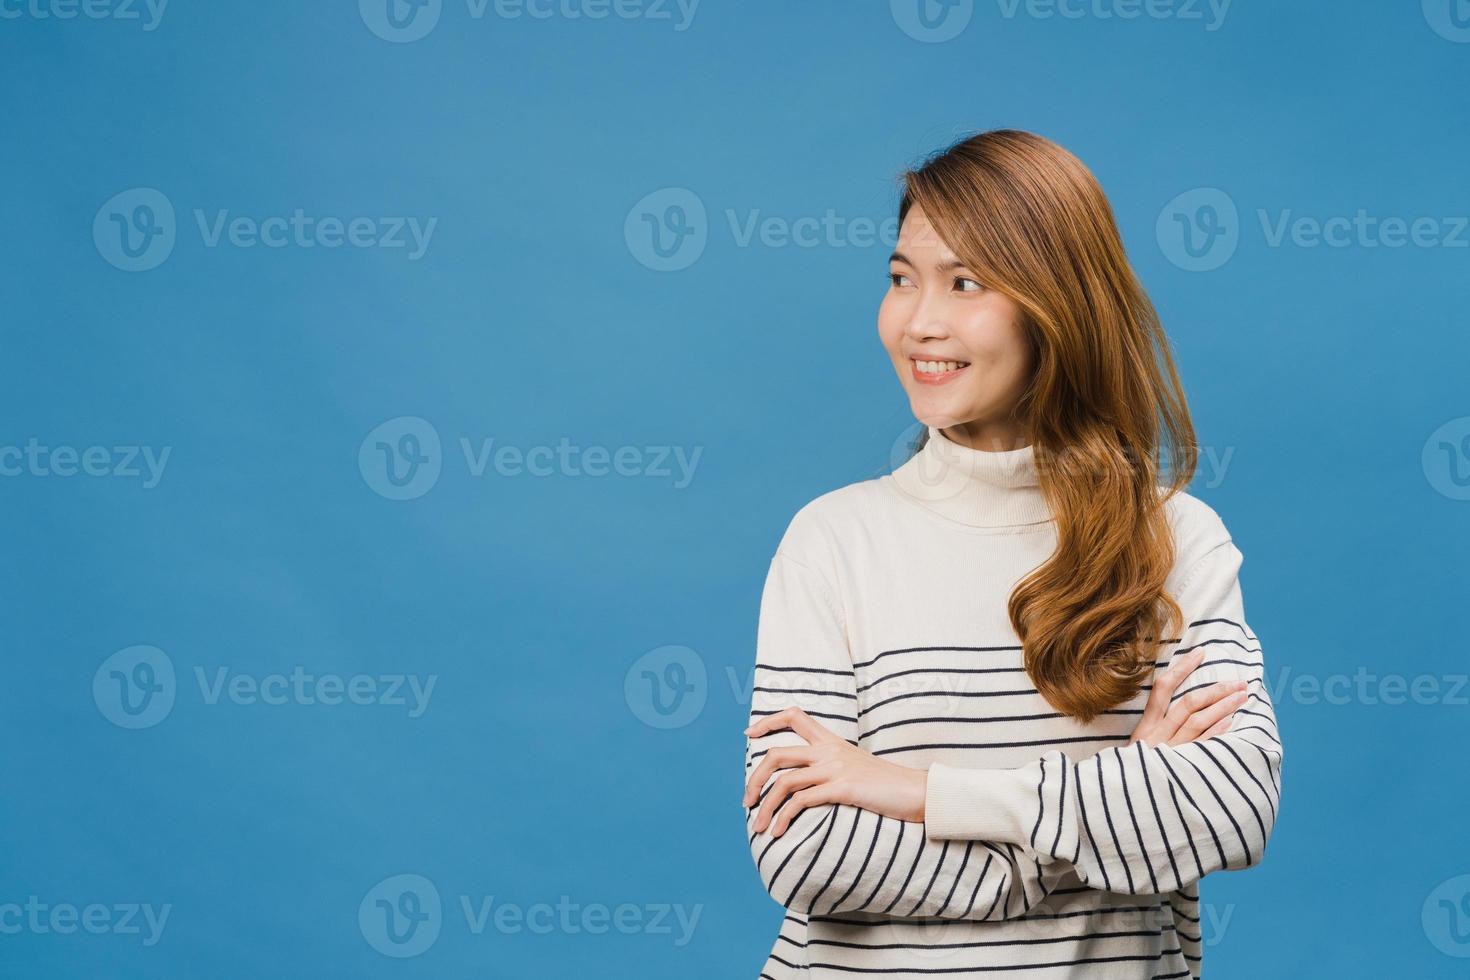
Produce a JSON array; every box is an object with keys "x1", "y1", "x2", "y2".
[{"x1": 744, "y1": 425, "x2": 1284, "y2": 979}]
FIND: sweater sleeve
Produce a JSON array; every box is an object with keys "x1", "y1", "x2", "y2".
[
  {"x1": 923, "y1": 538, "x2": 1284, "y2": 896},
  {"x1": 746, "y1": 548, "x2": 1053, "y2": 920}
]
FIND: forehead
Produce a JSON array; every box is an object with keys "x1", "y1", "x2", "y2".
[{"x1": 896, "y1": 206, "x2": 960, "y2": 261}]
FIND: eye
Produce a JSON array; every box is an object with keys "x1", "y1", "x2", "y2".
[
  {"x1": 889, "y1": 272, "x2": 912, "y2": 288},
  {"x1": 954, "y1": 276, "x2": 984, "y2": 293}
]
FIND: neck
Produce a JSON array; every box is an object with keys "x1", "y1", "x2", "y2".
[
  {"x1": 938, "y1": 419, "x2": 1032, "y2": 454},
  {"x1": 891, "y1": 424, "x2": 1051, "y2": 528}
]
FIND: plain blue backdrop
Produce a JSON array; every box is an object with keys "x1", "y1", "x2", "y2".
[{"x1": 3, "y1": 1, "x2": 1468, "y2": 977}]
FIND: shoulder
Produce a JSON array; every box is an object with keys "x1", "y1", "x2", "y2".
[
  {"x1": 770, "y1": 474, "x2": 890, "y2": 569},
  {"x1": 1160, "y1": 485, "x2": 1237, "y2": 578}
]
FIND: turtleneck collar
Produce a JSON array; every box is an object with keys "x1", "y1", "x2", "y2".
[{"x1": 890, "y1": 424, "x2": 1052, "y2": 528}]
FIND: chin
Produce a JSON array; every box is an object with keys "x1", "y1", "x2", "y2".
[{"x1": 909, "y1": 401, "x2": 969, "y2": 430}]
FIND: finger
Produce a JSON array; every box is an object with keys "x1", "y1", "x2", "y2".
[
  {"x1": 1165, "y1": 680, "x2": 1246, "y2": 733},
  {"x1": 1199, "y1": 715, "x2": 1234, "y2": 740},
  {"x1": 1170, "y1": 688, "x2": 1248, "y2": 745},
  {"x1": 743, "y1": 745, "x2": 816, "y2": 807},
  {"x1": 1159, "y1": 648, "x2": 1209, "y2": 696},
  {"x1": 770, "y1": 784, "x2": 838, "y2": 838},
  {"x1": 755, "y1": 766, "x2": 829, "y2": 834},
  {"x1": 1140, "y1": 648, "x2": 1207, "y2": 732},
  {"x1": 1178, "y1": 679, "x2": 1244, "y2": 713},
  {"x1": 743, "y1": 708, "x2": 821, "y2": 806},
  {"x1": 743, "y1": 708, "x2": 791, "y2": 740},
  {"x1": 1138, "y1": 688, "x2": 1222, "y2": 750},
  {"x1": 746, "y1": 706, "x2": 842, "y2": 746},
  {"x1": 1137, "y1": 651, "x2": 1203, "y2": 745}
]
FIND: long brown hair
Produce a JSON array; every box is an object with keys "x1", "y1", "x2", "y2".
[{"x1": 898, "y1": 129, "x2": 1196, "y2": 725}]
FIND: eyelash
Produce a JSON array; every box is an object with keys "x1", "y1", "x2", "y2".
[{"x1": 889, "y1": 273, "x2": 984, "y2": 292}]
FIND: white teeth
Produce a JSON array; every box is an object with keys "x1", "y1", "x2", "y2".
[{"x1": 915, "y1": 359, "x2": 968, "y2": 374}]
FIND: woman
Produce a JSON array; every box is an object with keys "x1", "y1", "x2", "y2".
[{"x1": 740, "y1": 129, "x2": 1283, "y2": 979}]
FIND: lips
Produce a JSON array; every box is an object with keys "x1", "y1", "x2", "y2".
[{"x1": 910, "y1": 358, "x2": 970, "y2": 386}]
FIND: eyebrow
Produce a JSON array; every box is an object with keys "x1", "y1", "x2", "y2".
[{"x1": 888, "y1": 251, "x2": 969, "y2": 271}]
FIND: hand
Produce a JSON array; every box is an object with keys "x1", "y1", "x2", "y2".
[
  {"x1": 1130, "y1": 647, "x2": 1249, "y2": 748},
  {"x1": 742, "y1": 706, "x2": 928, "y2": 836}
]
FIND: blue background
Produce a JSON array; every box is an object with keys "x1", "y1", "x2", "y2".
[{"x1": 3, "y1": 1, "x2": 1468, "y2": 977}]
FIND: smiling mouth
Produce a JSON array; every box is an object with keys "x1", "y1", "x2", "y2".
[{"x1": 910, "y1": 358, "x2": 971, "y2": 385}]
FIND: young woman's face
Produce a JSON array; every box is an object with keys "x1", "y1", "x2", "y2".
[{"x1": 878, "y1": 204, "x2": 1035, "y2": 447}]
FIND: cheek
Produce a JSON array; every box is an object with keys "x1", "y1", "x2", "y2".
[
  {"x1": 876, "y1": 298, "x2": 905, "y2": 356},
  {"x1": 954, "y1": 306, "x2": 1024, "y2": 368}
]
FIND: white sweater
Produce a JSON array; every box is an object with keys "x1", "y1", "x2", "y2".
[{"x1": 744, "y1": 425, "x2": 1283, "y2": 979}]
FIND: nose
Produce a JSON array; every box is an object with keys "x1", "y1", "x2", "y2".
[{"x1": 903, "y1": 290, "x2": 952, "y2": 344}]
